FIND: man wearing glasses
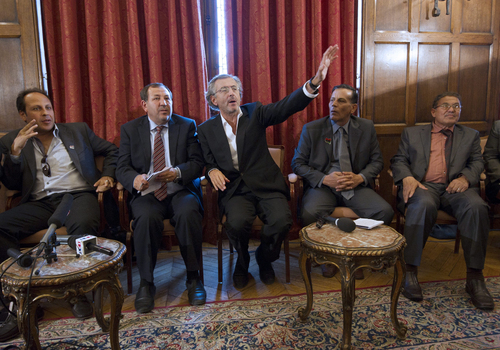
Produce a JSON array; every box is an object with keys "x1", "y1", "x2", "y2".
[
  {"x1": 0, "y1": 88, "x2": 118, "y2": 338},
  {"x1": 198, "y1": 45, "x2": 338, "y2": 289},
  {"x1": 391, "y1": 92, "x2": 493, "y2": 310}
]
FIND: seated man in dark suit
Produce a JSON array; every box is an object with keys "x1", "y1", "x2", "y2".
[
  {"x1": 391, "y1": 91, "x2": 493, "y2": 310},
  {"x1": 483, "y1": 120, "x2": 500, "y2": 202},
  {"x1": 198, "y1": 45, "x2": 338, "y2": 289},
  {"x1": 0, "y1": 88, "x2": 119, "y2": 341},
  {"x1": 116, "y1": 83, "x2": 206, "y2": 313},
  {"x1": 291, "y1": 84, "x2": 393, "y2": 278}
]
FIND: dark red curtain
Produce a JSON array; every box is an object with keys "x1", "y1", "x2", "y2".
[
  {"x1": 224, "y1": 0, "x2": 357, "y2": 175},
  {"x1": 42, "y1": 0, "x2": 209, "y2": 143}
]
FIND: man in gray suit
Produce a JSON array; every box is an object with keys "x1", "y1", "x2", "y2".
[
  {"x1": 391, "y1": 91, "x2": 493, "y2": 310},
  {"x1": 291, "y1": 84, "x2": 393, "y2": 278}
]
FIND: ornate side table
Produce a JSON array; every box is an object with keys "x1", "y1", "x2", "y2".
[
  {"x1": 298, "y1": 223, "x2": 407, "y2": 349},
  {"x1": 0, "y1": 238, "x2": 126, "y2": 350}
]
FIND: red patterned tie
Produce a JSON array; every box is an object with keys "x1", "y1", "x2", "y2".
[{"x1": 153, "y1": 125, "x2": 168, "y2": 201}]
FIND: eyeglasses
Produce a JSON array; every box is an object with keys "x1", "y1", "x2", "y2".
[
  {"x1": 215, "y1": 86, "x2": 239, "y2": 94},
  {"x1": 436, "y1": 103, "x2": 462, "y2": 111},
  {"x1": 41, "y1": 155, "x2": 51, "y2": 177}
]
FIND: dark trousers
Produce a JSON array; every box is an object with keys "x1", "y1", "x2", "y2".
[
  {"x1": 0, "y1": 191, "x2": 99, "y2": 262},
  {"x1": 486, "y1": 180, "x2": 500, "y2": 203},
  {"x1": 401, "y1": 182, "x2": 489, "y2": 269},
  {"x1": 300, "y1": 185, "x2": 394, "y2": 226},
  {"x1": 130, "y1": 189, "x2": 202, "y2": 283},
  {"x1": 223, "y1": 182, "x2": 292, "y2": 273}
]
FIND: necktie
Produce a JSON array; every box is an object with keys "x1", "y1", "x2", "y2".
[
  {"x1": 153, "y1": 125, "x2": 168, "y2": 201},
  {"x1": 339, "y1": 127, "x2": 354, "y2": 200},
  {"x1": 440, "y1": 129, "x2": 453, "y2": 170}
]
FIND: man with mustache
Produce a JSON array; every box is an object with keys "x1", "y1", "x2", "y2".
[
  {"x1": 0, "y1": 88, "x2": 118, "y2": 340},
  {"x1": 291, "y1": 84, "x2": 393, "y2": 279},
  {"x1": 116, "y1": 83, "x2": 206, "y2": 313},
  {"x1": 391, "y1": 92, "x2": 494, "y2": 310},
  {"x1": 198, "y1": 45, "x2": 338, "y2": 289}
]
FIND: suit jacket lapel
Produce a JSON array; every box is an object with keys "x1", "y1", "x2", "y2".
[
  {"x1": 420, "y1": 124, "x2": 432, "y2": 167},
  {"x1": 348, "y1": 117, "x2": 362, "y2": 164},
  {"x1": 236, "y1": 113, "x2": 248, "y2": 167},
  {"x1": 450, "y1": 125, "x2": 463, "y2": 169},
  {"x1": 321, "y1": 118, "x2": 334, "y2": 163},
  {"x1": 58, "y1": 125, "x2": 82, "y2": 173},
  {"x1": 139, "y1": 117, "x2": 152, "y2": 167},
  {"x1": 210, "y1": 115, "x2": 234, "y2": 169},
  {"x1": 23, "y1": 140, "x2": 37, "y2": 180},
  {"x1": 168, "y1": 117, "x2": 179, "y2": 165}
]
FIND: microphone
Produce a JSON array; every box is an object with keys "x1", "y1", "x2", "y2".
[
  {"x1": 7, "y1": 248, "x2": 34, "y2": 268},
  {"x1": 36, "y1": 194, "x2": 74, "y2": 256},
  {"x1": 316, "y1": 216, "x2": 356, "y2": 233},
  {"x1": 67, "y1": 235, "x2": 114, "y2": 256}
]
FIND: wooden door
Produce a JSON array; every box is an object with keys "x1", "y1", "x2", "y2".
[
  {"x1": 0, "y1": 0, "x2": 43, "y2": 132},
  {"x1": 360, "y1": 0, "x2": 500, "y2": 205}
]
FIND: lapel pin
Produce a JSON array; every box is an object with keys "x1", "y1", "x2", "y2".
[
  {"x1": 69, "y1": 145, "x2": 75, "y2": 149},
  {"x1": 325, "y1": 138, "x2": 331, "y2": 144}
]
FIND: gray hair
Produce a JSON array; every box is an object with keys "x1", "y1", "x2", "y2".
[{"x1": 205, "y1": 74, "x2": 243, "y2": 111}]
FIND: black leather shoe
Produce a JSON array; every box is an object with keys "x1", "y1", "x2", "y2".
[
  {"x1": 259, "y1": 263, "x2": 275, "y2": 285},
  {"x1": 71, "y1": 295, "x2": 93, "y2": 319},
  {"x1": 186, "y1": 279, "x2": 207, "y2": 306},
  {"x1": 402, "y1": 271, "x2": 423, "y2": 301},
  {"x1": 466, "y1": 279, "x2": 495, "y2": 310},
  {"x1": 135, "y1": 284, "x2": 156, "y2": 313},
  {"x1": 233, "y1": 270, "x2": 249, "y2": 289},
  {"x1": 0, "y1": 306, "x2": 44, "y2": 342},
  {"x1": 321, "y1": 264, "x2": 338, "y2": 278}
]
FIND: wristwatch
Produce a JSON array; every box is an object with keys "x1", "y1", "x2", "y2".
[{"x1": 309, "y1": 76, "x2": 320, "y2": 93}]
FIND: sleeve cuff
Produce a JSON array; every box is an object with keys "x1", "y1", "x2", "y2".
[{"x1": 302, "y1": 82, "x2": 319, "y2": 99}]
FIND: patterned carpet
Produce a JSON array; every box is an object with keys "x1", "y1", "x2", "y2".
[{"x1": 3, "y1": 277, "x2": 500, "y2": 349}]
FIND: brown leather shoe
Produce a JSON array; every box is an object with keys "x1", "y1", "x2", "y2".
[
  {"x1": 466, "y1": 279, "x2": 494, "y2": 310},
  {"x1": 321, "y1": 264, "x2": 338, "y2": 278},
  {"x1": 402, "y1": 271, "x2": 423, "y2": 301}
]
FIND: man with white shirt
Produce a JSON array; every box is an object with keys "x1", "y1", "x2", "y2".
[
  {"x1": 198, "y1": 45, "x2": 339, "y2": 288},
  {"x1": 116, "y1": 83, "x2": 206, "y2": 313},
  {"x1": 0, "y1": 88, "x2": 118, "y2": 340}
]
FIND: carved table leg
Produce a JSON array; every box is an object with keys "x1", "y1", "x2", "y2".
[
  {"x1": 298, "y1": 249, "x2": 313, "y2": 321},
  {"x1": 390, "y1": 250, "x2": 408, "y2": 339},
  {"x1": 94, "y1": 276, "x2": 124, "y2": 350},
  {"x1": 18, "y1": 298, "x2": 41, "y2": 350},
  {"x1": 340, "y1": 261, "x2": 356, "y2": 350}
]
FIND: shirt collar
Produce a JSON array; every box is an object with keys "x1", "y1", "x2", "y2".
[
  {"x1": 220, "y1": 108, "x2": 243, "y2": 127},
  {"x1": 148, "y1": 117, "x2": 169, "y2": 132},
  {"x1": 431, "y1": 121, "x2": 454, "y2": 134},
  {"x1": 330, "y1": 119, "x2": 350, "y2": 134}
]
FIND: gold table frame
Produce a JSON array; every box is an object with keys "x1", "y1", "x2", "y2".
[
  {"x1": 298, "y1": 223, "x2": 407, "y2": 349},
  {"x1": 0, "y1": 238, "x2": 126, "y2": 350}
]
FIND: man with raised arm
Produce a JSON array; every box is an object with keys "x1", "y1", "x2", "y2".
[{"x1": 198, "y1": 45, "x2": 338, "y2": 288}]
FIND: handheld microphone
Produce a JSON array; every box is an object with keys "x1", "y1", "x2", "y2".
[
  {"x1": 7, "y1": 248, "x2": 34, "y2": 268},
  {"x1": 36, "y1": 194, "x2": 74, "y2": 256},
  {"x1": 316, "y1": 216, "x2": 356, "y2": 233},
  {"x1": 67, "y1": 235, "x2": 114, "y2": 256}
]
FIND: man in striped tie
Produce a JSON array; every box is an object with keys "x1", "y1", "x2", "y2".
[{"x1": 117, "y1": 83, "x2": 206, "y2": 313}]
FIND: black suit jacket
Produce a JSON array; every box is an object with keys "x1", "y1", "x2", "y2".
[
  {"x1": 484, "y1": 120, "x2": 500, "y2": 185},
  {"x1": 198, "y1": 86, "x2": 314, "y2": 208},
  {"x1": 291, "y1": 115, "x2": 383, "y2": 191},
  {"x1": 116, "y1": 114, "x2": 204, "y2": 209},
  {"x1": 0, "y1": 122, "x2": 118, "y2": 204}
]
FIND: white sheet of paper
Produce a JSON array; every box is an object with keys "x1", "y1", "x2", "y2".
[
  {"x1": 140, "y1": 168, "x2": 166, "y2": 196},
  {"x1": 353, "y1": 218, "x2": 384, "y2": 229}
]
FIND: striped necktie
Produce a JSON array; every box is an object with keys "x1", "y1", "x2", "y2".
[
  {"x1": 339, "y1": 127, "x2": 354, "y2": 200},
  {"x1": 153, "y1": 125, "x2": 168, "y2": 201}
]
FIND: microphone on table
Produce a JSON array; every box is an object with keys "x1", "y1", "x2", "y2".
[
  {"x1": 36, "y1": 194, "x2": 74, "y2": 256},
  {"x1": 316, "y1": 215, "x2": 356, "y2": 233},
  {"x1": 7, "y1": 248, "x2": 34, "y2": 268},
  {"x1": 67, "y1": 235, "x2": 114, "y2": 256}
]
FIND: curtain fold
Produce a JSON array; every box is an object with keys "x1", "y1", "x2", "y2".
[
  {"x1": 224, "y1": 0, "x2": 357, "y2": 175},
  {"x1": 42, "y1": 0, "x2": 209, "y2": 143}
]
